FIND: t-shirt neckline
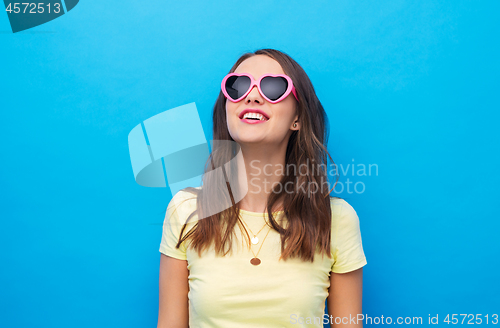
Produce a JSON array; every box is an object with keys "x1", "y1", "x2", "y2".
[{"x1": 239, "y1": 208, "x2": 284, "y2": 217}]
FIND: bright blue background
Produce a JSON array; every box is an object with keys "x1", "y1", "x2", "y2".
[{"x1": 1, "y1": 1, "x2": 499, "y2": 327}]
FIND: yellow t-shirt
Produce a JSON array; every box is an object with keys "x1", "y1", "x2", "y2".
[{"x1": 159, "y1": 190, "x2": 367, "y2": 328}]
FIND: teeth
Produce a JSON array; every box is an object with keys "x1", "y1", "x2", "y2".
[{"x1": 243, "y1": 112, "x2": 267, "y2": 121}]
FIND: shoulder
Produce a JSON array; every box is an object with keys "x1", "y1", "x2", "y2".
[
  {"x1": 166, "y1": 189, "x2": 198, "y2": 228},
  {"x1": 329, "y1": 197, "x2": 361, "y2": 231},
  {"x1": 169, "y1": 188, "x2": 197, "y2": 208},
  {"x1": 330, "y1": 197, "x2": 357, "y2": 216}
]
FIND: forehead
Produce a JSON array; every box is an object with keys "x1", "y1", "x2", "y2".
[{"x1": 234, "y1": 55, "x2": 285, "y2": 79}]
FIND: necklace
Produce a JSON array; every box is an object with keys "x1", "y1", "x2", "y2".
[
  {"x1": 240, "y1": 217, "x2": 269, "y2": 245},
  {"x1": 248, "y1": 226, "x2": 272, "y2": 266}
]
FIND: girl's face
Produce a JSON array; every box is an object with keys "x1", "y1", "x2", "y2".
[{"x1": 225, "y1": 55, "x2": 300, "y2": 146}]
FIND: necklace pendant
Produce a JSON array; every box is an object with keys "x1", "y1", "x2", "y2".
[
  {"x1": 251, "y1": 236, "x2": 259, "y2": 245},
  {"x1": 250, "y1": 257, "x2": 261, "y2": 265}
]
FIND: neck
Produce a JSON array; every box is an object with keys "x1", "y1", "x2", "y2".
[{"x1": 237, "y1": 141, "x2": 288, "y2": 213}]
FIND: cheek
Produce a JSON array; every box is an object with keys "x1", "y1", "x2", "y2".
[
  {"x1": 226, "y1": 102, "x2": 237, "y2": 119},
  {"x1": 225, "y1": 102, "x2": 238, "y2": 134},
  {"x1": 272, "y1": 102, "x2": 296, "y2": 126}
]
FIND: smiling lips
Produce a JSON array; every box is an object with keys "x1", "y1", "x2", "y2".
[{"x1": 239, "y1": 109, "x2": 269, "y2": 124}]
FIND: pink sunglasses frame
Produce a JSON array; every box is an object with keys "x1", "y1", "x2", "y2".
[{"x1": 221, "y1": 73, "x2": 299, "y2": 104}]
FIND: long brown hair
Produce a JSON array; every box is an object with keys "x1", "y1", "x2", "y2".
[{"x1": 173, "y1": 48, "x2": 340, "y2": 262}]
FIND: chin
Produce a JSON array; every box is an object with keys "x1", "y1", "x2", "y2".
[{"x1": 233, "y1": 136, "x2": 267, "y2": 145}]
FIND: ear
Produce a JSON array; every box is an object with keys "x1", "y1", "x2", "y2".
[{"x1": 291, "y1": 116, "x2": 300, "y2": 131}]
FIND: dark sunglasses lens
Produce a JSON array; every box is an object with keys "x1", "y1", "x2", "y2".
[
  {"x1": 261, "y1": 76, "x2": 288, "y2": 101},
  {"x1": 225, "y1": 75, "x2": 251, "y2": 100}
]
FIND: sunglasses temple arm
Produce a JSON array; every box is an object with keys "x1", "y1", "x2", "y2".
[{"x1": 292, "y1": 87, "x2": 299, "y2": 102}]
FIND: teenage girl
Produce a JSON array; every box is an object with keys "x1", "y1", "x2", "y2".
[{"x1": 157, "y1": 48, "x2": 367, "y2": 328}]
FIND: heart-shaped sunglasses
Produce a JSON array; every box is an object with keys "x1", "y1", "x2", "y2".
[{"x1": 221, "y1": 73, "x2": 299, "y2": 104}]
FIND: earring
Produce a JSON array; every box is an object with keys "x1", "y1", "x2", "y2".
[{"x1": 293, "y1": 123, "x2": 297, "y2": 128}]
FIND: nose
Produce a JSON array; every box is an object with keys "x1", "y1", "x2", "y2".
[{"x1": 245, "y1": 85, "x2": 264, "y2": 104}]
